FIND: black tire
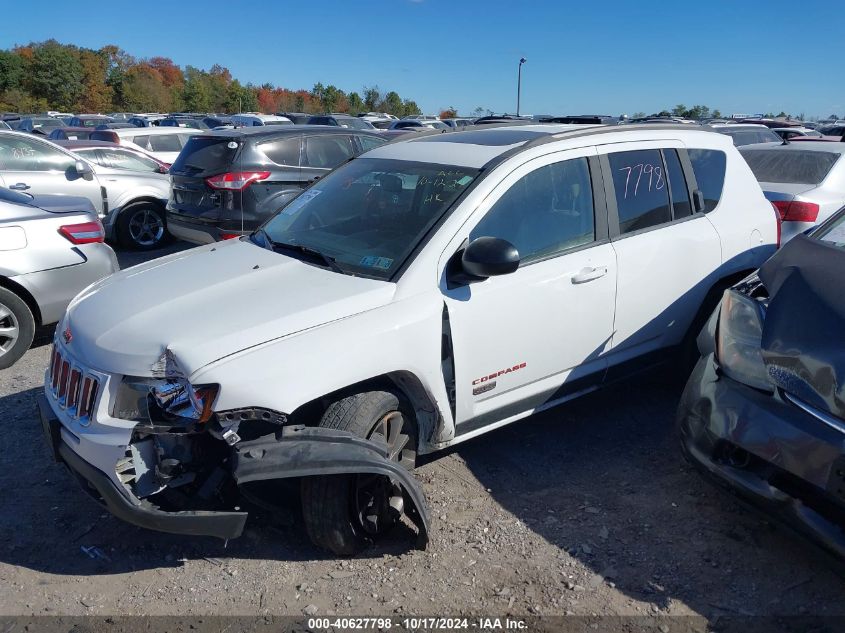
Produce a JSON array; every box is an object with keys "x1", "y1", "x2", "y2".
[
  {"x1": 301, "y1": 391, "x2": 416, "y2": 556},
  {"x1": 0, "y1": 287, "x2": 35, "y2": 370},
  {"x1": 116, "y1": 202, "x2": 168, "y2": 250}
]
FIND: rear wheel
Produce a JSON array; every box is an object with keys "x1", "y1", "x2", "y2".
[
  {"x1": 0, "y1": 288, "x2": 35, "y2": 370},
  {"x1": 301, "y1": 391, "x2": 416, "y2": 556},
  {"x1": 117, "y1": 203, "x2": 168, "y2": 250}
]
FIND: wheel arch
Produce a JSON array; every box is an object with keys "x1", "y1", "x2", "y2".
[
  {"x1": 0, "y1": 276, "x2": 42, "y2": 326},
  {"x1": 113, "y1": 195, "x2": 167, "y2": 218},
  {"x1": 287, "y1": 370, "x2": 442, "y2": 452}
]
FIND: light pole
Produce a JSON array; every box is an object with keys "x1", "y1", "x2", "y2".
[{"x1": 517, "y1": 57, "x2": 527, "y2": 116}]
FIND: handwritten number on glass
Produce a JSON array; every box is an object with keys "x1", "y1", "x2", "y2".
[{"x1": 618, "y1": 163, "x2": 664, "y2": 198}]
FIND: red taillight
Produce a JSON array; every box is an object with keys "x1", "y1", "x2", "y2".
[
  {"x1": 205, "y1": 171, "x2": 271, "y2": 191},
  {"x1": 772, "y1": 200, "x2": 820, "y2": 223},
  {"x1": 219, "y1": 232, "x2": 241, "y2": 240},
  {"x1": 770, "y1": 202, "x2": 782, "y2": 248},
  {"x1": 58, "y1": 220, "x2": 105, "y2": 244}
]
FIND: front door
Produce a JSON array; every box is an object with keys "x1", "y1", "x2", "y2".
[{"x1": 441, "y1": 149, "x2": 618, "y2": 436}]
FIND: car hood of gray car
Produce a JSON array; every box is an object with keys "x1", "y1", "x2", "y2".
[{"x1": 62, "y1": 239, "x2": 396, "y2": 377}]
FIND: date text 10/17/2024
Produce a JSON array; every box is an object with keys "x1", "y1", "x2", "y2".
[{"x1": 307, "y1": 617, "x2": 529, "y2": 631}]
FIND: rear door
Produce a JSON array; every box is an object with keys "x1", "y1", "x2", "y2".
[
  {"x1": 598, "y1": 142, "x2": 721, "y2": 373},
  {"x1": 0, "y1": 134, "x2": 104, "y2": 215}
]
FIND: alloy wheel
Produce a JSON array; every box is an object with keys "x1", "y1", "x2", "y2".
[
  {"x1": 0, "y1": 303, "x2": 20, "y2": 357},
  {"x1": 128, "y1": 208, "x2": 165, "y2": 247}
]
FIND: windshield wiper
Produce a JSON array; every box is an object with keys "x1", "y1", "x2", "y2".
[{"x1": 263, "y1": 236, "x2": 347, "y2": 274}]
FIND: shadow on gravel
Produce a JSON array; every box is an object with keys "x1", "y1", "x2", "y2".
[{"x1": 451, "y1": 370, "x2": 845, "y2": 617}]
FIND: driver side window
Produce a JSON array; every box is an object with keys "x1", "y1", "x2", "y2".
[
  {"x1": 0, "y1": 137, "x2": 75, "y2": 172},
  {"x1": 470, "y1": 157, "x2": 595, "y2": 264}
]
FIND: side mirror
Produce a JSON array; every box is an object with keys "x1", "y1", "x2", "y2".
[
  {"x1": 461, "y1": 236, "x2": 520, "y2": 278},
  {"x1": 75, "y1": 160, "x2": 94, "y2": 178}
]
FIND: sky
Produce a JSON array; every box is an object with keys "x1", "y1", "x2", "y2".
[{"x1": 0, "y1": 0, "x2": 841, "y2": 118}]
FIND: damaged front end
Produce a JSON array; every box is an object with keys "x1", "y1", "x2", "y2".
[{"x1": 99, "y1": 355, "x2": 428, "y2": 547}]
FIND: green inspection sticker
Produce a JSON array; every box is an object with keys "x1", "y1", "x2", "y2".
[{"x1": 360, "y1": 256, "x2": 394, "y2": 270}]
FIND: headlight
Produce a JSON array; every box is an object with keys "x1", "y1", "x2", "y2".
[
  {"x1": 151, "y1": 380, "x2": 218, "y2": 423},
  {"x1": 716, "y1": 290, "x2": 772, "y2": 391}
]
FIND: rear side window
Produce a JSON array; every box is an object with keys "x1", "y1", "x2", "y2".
[
  {"x1": 740, "y1": 149, "x2": 839, "y2": 185},
  {"x1": 358, "y1": 135, "x2": 387, "y2": 152},
  {"x1": 149, "y1": 135, "x2": 183, "y2": 152},
  {"x1": 688, "y1": 149, "x2": 726, "y2": 212},
  {"x1": 303, "y1": 135, "x2": 355, "y2": 169},
  {"x1": 170, "y1": 137, "x2": 239, "y2": 176},
  {"x1": 608, "y1": 149, "x2": 672, "y2": 234},
  {"x1": 258, "y1": 137, "x2": 301, "y2": 166}
]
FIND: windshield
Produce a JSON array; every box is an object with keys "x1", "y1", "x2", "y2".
[
  {"x1": 741, "y1": 149, "x2": 840, "y2": 185},
  {"x1": 256, "y1": 158, "x2": 480, "y2": 279}
]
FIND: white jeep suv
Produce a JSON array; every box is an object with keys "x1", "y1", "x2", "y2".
[{"x1": 38, "y1": 124, "x2": 779, "y2": 555}]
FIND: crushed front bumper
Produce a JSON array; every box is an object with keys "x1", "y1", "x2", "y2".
[
  {"x1": 38, "y1": 393, "x2": 248, "y2": 539},
  {"x1": 39, "y1": 394, "x2": 429, "y2": 548},
  {"x1": 678, "y1": 355, "x2": 845, "y2": 558}
]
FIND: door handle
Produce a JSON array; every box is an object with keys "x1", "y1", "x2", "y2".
[
  {"x1": 9, "y1": 183, "x2": 30, "y2": 191},
  {"x1": 571, "y1": 266, "x2": 608, "y2": 284}
]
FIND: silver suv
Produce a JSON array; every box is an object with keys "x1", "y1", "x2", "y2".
[{"x1": 0, "y1": 131, "x2": 170, "y2": 250}]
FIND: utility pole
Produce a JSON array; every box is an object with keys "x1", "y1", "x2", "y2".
[{"x1": 517, "y1": 58, "x2": 527, "y2": 116}]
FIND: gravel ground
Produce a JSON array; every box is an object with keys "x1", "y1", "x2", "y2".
[{"x1": 1, "y1": 241, "x2": 843, "y2": 622}]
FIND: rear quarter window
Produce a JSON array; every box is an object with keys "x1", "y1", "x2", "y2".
[{"x1": 688, "y1": 149, "x2": 727, "y2": 212}]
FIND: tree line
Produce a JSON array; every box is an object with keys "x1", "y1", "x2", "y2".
[
  {"x1": 0, "y1": 40, "x2": 422, "y2": 117},
  {"x1": 630, "y1": 104, "x2": 811, "y2": 120}
]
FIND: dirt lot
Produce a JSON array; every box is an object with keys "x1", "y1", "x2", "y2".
[{"x1": 1, "y1": 242, "x2": 843, "y2": 624}]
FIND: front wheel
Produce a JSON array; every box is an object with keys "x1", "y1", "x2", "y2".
[
  {"x1": 0, "y1": 288, "x2": 35, "y2": 370},
  {"x1": 117, "y1": 203, "x2": 168, "y2": 250},
  {"x1": 301, "y1": 391, "x2": 416, "y2": 556}
]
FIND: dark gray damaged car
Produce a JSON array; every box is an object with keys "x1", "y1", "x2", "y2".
[{"x1": 678, "y1": 207, "x2": 845, "y2": 559}]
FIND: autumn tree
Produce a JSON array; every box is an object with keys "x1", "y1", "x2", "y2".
[
  {"x1": 77, "y1": 48, "x2": 113, "y2": 112},
  {"x1": 123, "y1": 65, "x2": 171, "y2": 112}
]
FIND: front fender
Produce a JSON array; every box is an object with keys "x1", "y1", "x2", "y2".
[
  {"x1": 191, "y1": 292, "x2": 454, "y2": 449},
  {"x1": 232, "y1": 425, "x2": 429, "y2": 549}
]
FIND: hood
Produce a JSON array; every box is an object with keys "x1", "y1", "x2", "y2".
[
  {"x1": 758, "y1": 234, "x2": 845, "y2": 420},
  {"x1": 64, "y1": 239, "x2": 396, "y2": 376}
]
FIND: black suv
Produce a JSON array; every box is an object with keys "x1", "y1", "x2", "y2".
[{"x1": 166, "y1": 126, "x2": 388, "y2": 244}]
